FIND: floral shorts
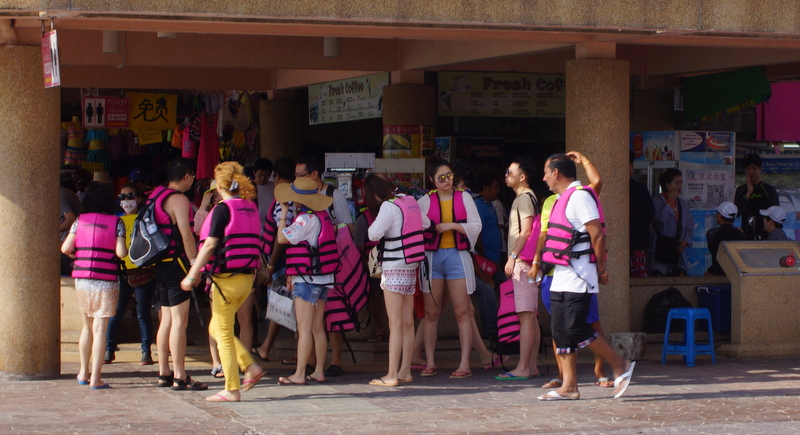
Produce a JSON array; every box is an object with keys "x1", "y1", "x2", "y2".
[{"x1": 381, "y1": 268, "x2": 418, "y2": 295}]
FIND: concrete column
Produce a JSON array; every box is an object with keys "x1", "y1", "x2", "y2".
[
  {"x1": 259, "y1": 99, "x2": 301, "y2": 162},
  {"x1": 565, "y1": 59, "x2": 631, "y2": 334},
  {"x1": 0, "y1": 46, "x2": 62, "y2": 380}
]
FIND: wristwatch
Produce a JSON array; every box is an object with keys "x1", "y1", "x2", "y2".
[{"x1": 509, "y1": 253, "x2": 518, "y2": 260}]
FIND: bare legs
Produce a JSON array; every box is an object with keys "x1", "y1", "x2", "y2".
[
  {"x1": 504, "y1": 311, "x2": 540, "y2": 378},
  {"x1": 379, "y1": 289, "x2": 415, "y2": 384},
  {"x1": 283, "y1": 298, "x2": 327, "y2": 384},
  {"x1": 78, "y1": 313, "x2": 110, "y2": 388},
  {"x1": 156, "y1": 299, "x2": 190, "y2": 381},
  {"x1": 423, "y1": 278, "x2": 473, "y2": 375}
]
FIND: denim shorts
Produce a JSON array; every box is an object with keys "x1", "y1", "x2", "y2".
[
  {"x1": 430, "y1": 248, "x2": 466, "y2": 280},
  {"x1": 292, "y1": 282, "x2": 330, "y2": 305}
]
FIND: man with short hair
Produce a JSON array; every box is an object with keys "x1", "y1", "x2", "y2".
[
  {"x1": 705, "y1": 202, "x2": 745, "y2": 276},
  {"x1": 295, "y1": 156, "x2": 354, "y2": 377},
  {"x1": 253, "y1": 158, "x2": 275, "y2": 227},
  {"x1": 538, "y1": 154, "x2": 633, "y2": 400},
  {"x1": 471, "y1": 170, "x2": 503, "y2": 338},
  {"x1": 760, "y1": 205, "x2": 791, "y2": 241},
  {"x1": 734, "y1": 153, "x2": 779, "y2": 240},
  {"x1": 153, "y1": 157, "x2": 205, "y2": 390},
  {"x1": 496, "y1": 156, "x2": 541, "y2": 380}
]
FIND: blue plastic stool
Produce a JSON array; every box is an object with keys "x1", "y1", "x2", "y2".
[{"x1": 661, "y1": 307, "x2": 716, "y2": 367}]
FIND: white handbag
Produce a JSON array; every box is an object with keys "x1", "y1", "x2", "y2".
[
  {"x1": 266, "y1": 285, "x2": 297, "y2": 331},
  {"x1": 367, "y1": 246, "x2": 382, "y2": 279}
]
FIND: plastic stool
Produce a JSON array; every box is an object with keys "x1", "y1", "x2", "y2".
[{"x1": 661, "y1": 307, "x2": 716, "y2": 367}]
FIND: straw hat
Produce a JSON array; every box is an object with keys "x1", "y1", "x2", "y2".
[
  {"x1": 274, "y1": 177, "x2": 333, "y2": 211},
  {"x1": 204, "y1": 180, "x2": 217, "y2": 197},
  {"x1": 92, "y1": 171, "x2": 113, "y2": 184}
]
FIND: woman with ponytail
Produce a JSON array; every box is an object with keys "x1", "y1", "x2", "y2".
[{"x1": 181, "y1": 162, "x2": 266, "y2": 401}]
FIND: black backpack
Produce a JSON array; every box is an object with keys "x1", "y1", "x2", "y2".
[
  {"x1": 644, "y1": 287, "x2": 693, "y2": 333},
  {"x1": 129, "y1": 189, "x2": 175, "y2": 267}
]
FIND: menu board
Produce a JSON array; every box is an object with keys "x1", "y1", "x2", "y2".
[
  {"x1": 308, "y1": 73, "x2": 389, "y2": 125},
  {"x1": 437, "y1": 72, "x2": 565, "y2": 118}
]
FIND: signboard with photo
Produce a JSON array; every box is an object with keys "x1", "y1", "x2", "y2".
[{"x1": 308, "y1": 73, "x2": 389, "y2": 125}]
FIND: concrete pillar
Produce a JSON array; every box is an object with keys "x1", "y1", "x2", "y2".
[
  {"x1": 565, "y1": 58, "x2": 631, "y2": 334},
  {"x1": 0, "y1": 46, "x2": 62, "y2": 380},
  {"x1": 259, "y1": 99, "x2": 301, "y2": 163}
]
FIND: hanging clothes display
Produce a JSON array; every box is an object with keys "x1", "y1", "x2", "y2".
[
  {"x1": 85, "y1": 129, "x2": 112, "y2": 172},
  {"x1": 196, "y1": 112, "x2": 219, "y2": 179}
]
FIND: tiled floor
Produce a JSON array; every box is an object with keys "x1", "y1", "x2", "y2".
[{"x1": 3, "y1": 344, "x2": 800, "y2": 434}]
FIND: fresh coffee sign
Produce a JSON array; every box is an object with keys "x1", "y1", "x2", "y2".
[{"x1": 437, "y1": 72, "x2": 565, "y2": 118}]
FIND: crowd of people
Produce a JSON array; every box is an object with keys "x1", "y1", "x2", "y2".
[{"x1": 58, "y1": 151, "x2": 656, "y2": 401}]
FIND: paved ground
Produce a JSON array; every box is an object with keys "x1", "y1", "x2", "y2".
[{"x1": 2, "y1": 343, "x2": 800, "y2": 434}]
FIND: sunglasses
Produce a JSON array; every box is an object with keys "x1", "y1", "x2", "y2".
[
  {"x1": 118, "y1": 193, "x2": 136, "y2": 200},
  {"x1": 295, "y1": 171, "x2": 309, "y2": 178},
  {"x1": 436, "y1": 172, "x2": 454, "y2": 183}
]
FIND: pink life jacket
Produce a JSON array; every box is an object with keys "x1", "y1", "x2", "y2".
[
  {"x1": 378, "y1": 196, "x2": 426, "y2": 264},
  {"x1": 325, "y1": 224, "x2": 369, "y2": 332},
  {"x1": 151, "y1": 185, "x2": 194, "y2": 260},
  {"x1": 262, "y1": 198, "x2": 279, "y2": 257},
  {"x1": 198, "y1": 198, "x2": 262, "y2": 274},
  {"x1": 362, "y1": 208, "x2": 379, "y2": 252},
  {"x1": 72, "y1": 213, "x2": 121, "y2": 281},
  {"x1": 285, "y1": 211, "x2": 339, "y2": 276},
  {"x1": 423, "y1": 189, "x2": 470, "y2": 251},
  {"x1": 542, "y1": 185, "x2": 606, "y2": 266},
  {"x1": 518, "y1": 192, "x2": 542, "y2": 263},
  {"x1": 496, "y1": 279, "x2": 520, "y2": 344}
]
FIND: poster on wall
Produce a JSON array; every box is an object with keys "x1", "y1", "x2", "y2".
[
  {"x1": 83, "y1": 97, "x2": 129, "y2": 128},
  {"x1": 308, "y1": 73, "x2": 389, "y2": 125},
  {"x1": 41, "y1": 30, "x2": 61, "y2": 88},
  {"x1": 437, "y1": 72, "x2": 565, "y2": 118},
  {"x1": 382, "y1": 125, "x2": 435, "y2": 159},
  {"x1": 128, "y1": 92, "x2": 177, "y2": 131},
  {"x1": 630, "y1": 131, "x2": 678, "y2": 161}
]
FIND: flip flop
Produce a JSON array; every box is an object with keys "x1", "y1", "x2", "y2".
[
  {"x1": 323, "y1": 364, "x2": 344, "y2": 378},
  {"x1": 206, "y1": 393, "x2": 240, "y2": 402},
  {"x1": 483, "y1": 355, "x2": 510, "y2": 370},
  {"x1": 450, "y1": 370, "x2": 472, "y2": 379},
  {"x1": 411, "y1": 365, "x2": 427, "y2": 371},
  {"x1": 277, "y1": 377, "x2": 306, "y2": 386},
  {"x1": 495, "y1": 372, "x2": 529, "y2": 380},
  {"x1": 420, "y1": 367, "x2": 437, "y2": 377},
  {"x1": 90, "y1": 383, "x2": 111, "y2": 390},
  {"x1": 595, "y1": 377, "x2": 614, "y2": 388},
  {"x1": 77, "y1": 376, "x2": 89, "y2": 385},
  {"x1": 538, "y1": 390, "x2": 580, "y2": 401},
  {"x1": 613, "y1": 361, "x2": 636, "y2": 399},
  {"x1": 251, "y1": 348, "x2": 270, "y2": 362},
  {"x1": 305, "y1": 375, "x2": 326, "y2": 383},
  {"x1": 241, "y1": 369, "x2": 267, "y2": 392},
  {"x1": 542, "y1": 378, "x2": 563, "y2": 388},
  {"x1": 281, "y1": 357, "x2": 297, "y2": 365},
  {"x1": 369, "y1": 378, "x2": 398, "y2": 387}
]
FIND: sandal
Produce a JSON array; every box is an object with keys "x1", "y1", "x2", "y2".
[
  {"x1": 595, "y1": 377, "x2": 614, "y2": 388},
  {"x1": 157, "y1": 374, "x2": 174, "y2": 388},
  {"x1": 542, "y1": 378, "x2": 563, "y2": 389},
  {"x1": 450, "y1": 370, "x2": 472, "y2": 379},
  {"x1": 210, "y1": 366, "x2": 224, "y2": 378},
  {"x1": 241, "y1": 370, "x2": 267, "y2": 392},
  {"x1": 483, "y1": 355, "x2": 510, "y2": 370},
  {"x1": 171, "y1": 375, "x2": 208, "y2": 391},
  {"x1": 421, "y1": 367, "x2": 437, "y2": 377},
  {"x1": 251, "y1": 347, "x2": 270, "y2": 362}
]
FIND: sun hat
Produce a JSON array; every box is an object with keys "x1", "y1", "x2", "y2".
[
  {"x1": 274, "y1": 177, "x2": 333, "y2": 212},
  {"x1": 204, "y1": 180, "x2": 217, "y2": 197},
  {"x1": 92, "y1": 171, "x2": 113, "y2": 184},
  {"x1": 716, "y1": 201, "x2": 738, "y2": 219},
  {"x1": 759, "y1": 205, "x2": 786, "y2": 223}
]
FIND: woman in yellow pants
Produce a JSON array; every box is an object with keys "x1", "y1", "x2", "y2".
[{"x1": 181, "y1": 162, "x2": 266, "y2": 402}]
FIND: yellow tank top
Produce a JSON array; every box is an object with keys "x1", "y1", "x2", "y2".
[
  {"x1": 121, "y1": 214, "x2": 138, "y2": 269},
  {"x1": 439, "y1": 199, "x2": 456, "y2": 249}
]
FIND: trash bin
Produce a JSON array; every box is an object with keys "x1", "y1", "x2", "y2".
[{"x1": 695, "y1": 285, "x2": 732, "y2": 333}]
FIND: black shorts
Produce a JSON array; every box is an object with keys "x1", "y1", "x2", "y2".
[
  {"x1": 549, "y1": 291, "x2": 598, "y2": 354},
  {"x1": 154, "y1": 259, "x2": 192, "y2": 308}
]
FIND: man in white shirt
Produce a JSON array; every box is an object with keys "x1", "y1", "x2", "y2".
[
  {"x1": 295, "y1": 156, "x2": 354, "y2": 377},
  {"x1": 539, "y1": 154, "x2": 634, "y2": 401},
  {"x1": 253, "y1": 158, "x2": 275, "y2": 227}
]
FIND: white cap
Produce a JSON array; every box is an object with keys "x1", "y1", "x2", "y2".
[
  {"x1": 716, "y1": 201, "x2": 738, "y2": 219},
  {"x1": 760, "y1": 205, "x2": 786, "y2": 223}
]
